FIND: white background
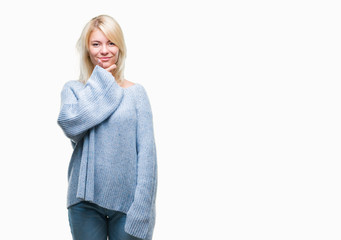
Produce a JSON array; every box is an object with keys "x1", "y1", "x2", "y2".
[{"x1": 0, "y1": 0, "x2": 340, "y2": 239}]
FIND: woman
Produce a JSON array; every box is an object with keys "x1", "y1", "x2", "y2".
[{"x1": 57, "y1": 15, "x2": 158, "y2": 240}]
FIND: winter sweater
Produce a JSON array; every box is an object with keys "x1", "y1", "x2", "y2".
[{"x1": 57, "y1": 65, "x2": 158, "y2": 240}]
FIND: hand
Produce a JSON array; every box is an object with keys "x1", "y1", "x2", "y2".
[{"x1": 97, "y1": 59, "x2": 117, "y2": 73}]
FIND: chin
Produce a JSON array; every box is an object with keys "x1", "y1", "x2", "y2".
[{"x1": 104, "y1": 61, "x2": 114, "y2": 67}]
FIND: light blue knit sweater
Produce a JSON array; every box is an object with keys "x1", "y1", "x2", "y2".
[{"x1": 57, "y1": 65, "x2": 157, "y2": 240}]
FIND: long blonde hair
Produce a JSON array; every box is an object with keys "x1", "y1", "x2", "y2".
[{"x1": 76, "y1": 15, "x2": 127, "y2": 84}]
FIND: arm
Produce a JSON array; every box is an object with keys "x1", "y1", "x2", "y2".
[
  {"x1": 125, "y1": 86, "x2": 158, "y2": 239},
  {"x1": 57, "y1": 65, "x2": 124, "y2": 144}
]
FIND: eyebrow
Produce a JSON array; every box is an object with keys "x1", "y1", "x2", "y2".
[{"x1": 90, "y1": 40, "x2": 112, "y2": 43}]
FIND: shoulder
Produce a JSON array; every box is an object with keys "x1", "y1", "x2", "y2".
[
  {"x1": 67, "y1": 80, "x2": 84, "y2": 87},
  {"x1": 61, "y1": 80, "x2": 84, "y2": 91},
  {"x1": 133, "y1": 83, "x2": 150, "y2": 100},
  {"x1": 132, "y1": 84, "x2": 153, "y2": 113}
]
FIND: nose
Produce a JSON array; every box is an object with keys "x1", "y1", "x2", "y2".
[{"x1": 100, "y1": 45, "x2": 109, "y2": 55}]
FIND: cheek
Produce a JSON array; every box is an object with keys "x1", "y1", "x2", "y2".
[
  {"x1": 89, "y1": 49, "x2": 97, "y2": 58},
  {"x1": 88, "y1": 51, "x2": 98, "y2": 65},
  {"x1": 112, "y1": 47, "x2": 119, "y2": 56}
]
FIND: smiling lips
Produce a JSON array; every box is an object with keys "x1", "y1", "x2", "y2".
[{"x1": 99, "y1": 57, "x2": 111, "y2": 61}]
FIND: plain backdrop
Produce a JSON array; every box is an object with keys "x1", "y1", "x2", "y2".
[{"x1": 0, "y1": 0, "x2": 340, "y2": 239}]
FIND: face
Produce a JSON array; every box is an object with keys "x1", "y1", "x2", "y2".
[{"x1": 88, "y1": 28, "x2": 119, "y2": 69}]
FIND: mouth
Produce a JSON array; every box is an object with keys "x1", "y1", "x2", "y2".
[{"x1": 99, "y1": 57, "x2": 112, "y2": 61}]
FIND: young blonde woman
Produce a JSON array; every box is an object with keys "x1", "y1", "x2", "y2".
[{"x1": 57, "y1": 15, "x2": 158, "y2": 240}]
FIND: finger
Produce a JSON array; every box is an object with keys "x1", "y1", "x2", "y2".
[
  {"x1": 105, "y1": 64, "x2": 117, "y2": 72},
  {"x1": 97, "y1": 59, "x2": 103, "y2": 68}
]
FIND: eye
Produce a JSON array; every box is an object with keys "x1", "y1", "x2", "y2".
[
  {"x1": 109, "y1": 42, "x2": 116, "y2": 46},
  {"x1": 92, "y1": 43, "x2": 99, "y2": 47}
]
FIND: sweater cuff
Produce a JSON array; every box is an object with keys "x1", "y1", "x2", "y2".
[
  {"x1": 57, "y1": 65, "x2": 124, "y2": 144},
  {"x1": 82, "y1": 65, "x2": 121, "y2": 100},
  {"x1": 124, "y1": 208, "x2": 152, "y2": 239}
]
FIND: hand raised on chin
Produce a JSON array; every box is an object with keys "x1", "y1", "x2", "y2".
[
  {"x1": 97, "y1": 59, "x2": 123, "y2": 86},
  {"x1": 97, "y1": 59, "x2": 117, "y2": 73}
]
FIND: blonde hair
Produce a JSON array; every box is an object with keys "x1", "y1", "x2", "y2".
[{"x1": 76, "y1": 15, "x2": 127, "y2": 84}]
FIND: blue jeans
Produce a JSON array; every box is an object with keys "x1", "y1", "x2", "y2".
[{"x1": 68, "y1": 201, "x2": 144, "y2": 240}]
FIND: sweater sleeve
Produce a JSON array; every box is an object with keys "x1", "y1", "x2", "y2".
[
  {"x1": 125, "y1": 85, "x2": 158, "y2": 239},
  {"x1": 57, "y1": 65, "x2": 124, "y2": 144}
]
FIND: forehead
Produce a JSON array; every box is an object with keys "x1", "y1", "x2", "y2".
[{"x1": 89, "y1": 28, "x2": 109, "y2": 41}]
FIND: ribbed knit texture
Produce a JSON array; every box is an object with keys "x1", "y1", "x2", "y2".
[{"x1": 57, "y1": 65, "x2": 158, "y2": 240}]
